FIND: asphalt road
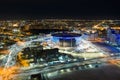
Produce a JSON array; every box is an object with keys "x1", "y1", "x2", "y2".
[
  {"x1": 5, "y1": 40, "x2": 120, "y2": 80},
  {"x1": 49, "y1": 64, "x2": 120, "y2": 80}
]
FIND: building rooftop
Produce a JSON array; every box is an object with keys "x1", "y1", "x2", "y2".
[{"x1": 52, "y1": 32, "x2": 81, "y2": 37}]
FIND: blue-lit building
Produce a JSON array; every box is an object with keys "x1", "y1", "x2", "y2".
[
  {"x1": 52, "y1": 32, "x2": 81, "y2": 48},
  {"x1": 107, "y1": 28, "x2": 120, "y2": 45}
]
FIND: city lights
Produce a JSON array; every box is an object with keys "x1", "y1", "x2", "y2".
[{"x1": 0, "y1": 20, "x2": 120, "y2": 80}]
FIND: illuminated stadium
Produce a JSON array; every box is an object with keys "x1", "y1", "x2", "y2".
[
  {"x1": 43, "y1": 32, "x2": 105, "y2": 59},
  {"x1": 51, "y1": 32, "x2": 81, "y2": 49}
]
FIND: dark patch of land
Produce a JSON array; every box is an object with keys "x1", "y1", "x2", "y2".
[{"x1": 50, "y1": 65, "x2": 120, "y2": 80}]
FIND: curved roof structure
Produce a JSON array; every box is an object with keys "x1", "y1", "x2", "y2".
[{"x1": 52, "y1": 32, "x2": 81, "y2": 38}]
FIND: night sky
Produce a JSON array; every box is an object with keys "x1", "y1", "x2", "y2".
[{"x1": 0, "y1": 0, "x2": 120, "y2": 19}]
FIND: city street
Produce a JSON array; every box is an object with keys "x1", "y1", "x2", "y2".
[
  {"x1": 48, "y1": 64, "x2": 120, "y2": 80},
  {"x1": 11, "y1": 42, "x2": 120, "y2": 80}
]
